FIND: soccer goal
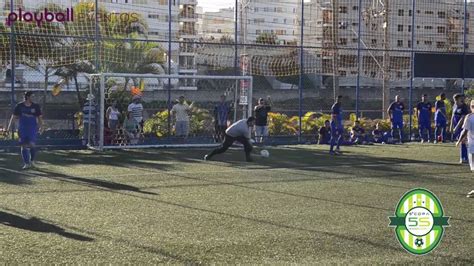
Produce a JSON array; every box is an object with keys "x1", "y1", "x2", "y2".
[{"x1": 85, "y1": 73, "x2": 253, "y2": 150}]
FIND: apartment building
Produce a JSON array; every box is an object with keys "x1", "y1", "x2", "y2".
[
  {"x1": 240, "y1": 0, "x2": 299, "y2": 44},
  {"x1": 314, "y1": 0, "x2": 473, "y2": 87},
  {"x1": 0, "y1": 0, "x2": 197, "y2": 89},
  {"x1": 201, "y1": 7, "x2": 234, "y2": 40}
]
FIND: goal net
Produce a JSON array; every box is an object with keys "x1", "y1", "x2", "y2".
[{"x1": 85, "y1": 73, "x2": 253, "y2": 150}]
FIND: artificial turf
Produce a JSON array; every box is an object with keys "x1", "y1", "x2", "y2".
[{"x1": 0, "y1": 144, "x2": 473, "y2": 264}]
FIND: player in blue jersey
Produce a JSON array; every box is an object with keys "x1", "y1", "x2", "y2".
[
  {"x1": 416, "y1": 94, "x2": 432, "y2": 143},
  {"x1": 434, "y1": 93, "x2": 447, "y2": 143},
  {"x1": 8, "y1": 91, "x2": 43, "y2": 169},
  {"x1": 451, "y1": 93, "x2": 470, "y2": 163},
  {"x1": 387, "y1": 95, "x2": 405, "y2": 144},
  {"x1": 330, "y1": 95, "x2": 344, "y2": 155}
]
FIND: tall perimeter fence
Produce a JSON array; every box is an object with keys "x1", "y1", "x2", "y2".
[{"x1": 0, "y1": 0, "x2": 473, "y2": 148}]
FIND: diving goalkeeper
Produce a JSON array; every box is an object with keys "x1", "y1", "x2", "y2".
[{"x1": 205, "y1": 117, "x2": 255, "y2": 162}]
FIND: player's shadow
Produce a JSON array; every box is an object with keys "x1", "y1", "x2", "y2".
[
  {"x1": 32, "y1": 169, "x2": 157, "y2": 195},
  {"x1": 0, "y1": 210, "x2": 94, "y2": 242},
  {"x1": 37, "y1": 149, "x2": 200, "y2": 171},
  {"x1": 0, "y1": 172, "x2": 32, "y2": 185}
]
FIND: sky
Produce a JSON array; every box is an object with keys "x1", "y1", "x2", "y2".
[{"x1": 198, "y1": 0, "x2": 234, "y2": 12}]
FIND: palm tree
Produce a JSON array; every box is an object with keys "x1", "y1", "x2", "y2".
[
  {"x1": 17, "y1": 3, "x2": 66, "y2": 108},
  {"x1": 102, "y1": 35, "x2": 166, "y2": 90},
  {"x1": 54, "y1": 60, "x2": 95, "y2": 107}
]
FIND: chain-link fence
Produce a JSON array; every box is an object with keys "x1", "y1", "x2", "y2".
[{"x1": 0, "y1": 0, "x2": 472, "y2": 148}]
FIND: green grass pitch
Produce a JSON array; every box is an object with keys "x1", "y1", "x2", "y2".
[{"x1": 0, "y1": 144, "x2": 473, "y2": 264}]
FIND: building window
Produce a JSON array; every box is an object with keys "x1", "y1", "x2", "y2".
[
  {"x1": 352, "y1": 38, "x2": 358, "y2": 43},
  {"x1": 339, "y1": 38, "x2": 347, "y2": 45},
  {"x1": 438, "y1": 11, "x2": 446, "y2": 18},
  {"x1": 408, "y1": 40, "x2": 412, "y2": 48},
  {"x1": 398, "y1": 9, "x2": 404, "y2": 16},
  {"x1": 254, "y1": 7, "x2": 259, "y2": 12},
  {"x1": 353, "y1": 6, "x2": 358, "y2": 11},
  {"x1": 398, "y1": 25, "x2": 403, "y2": 32},
  {"x1": 424, "y1": 40, "x2": 432, "y2": 45},
  {"x1": 425, "y1": 11, "x2": 434, "y2": 15},
  {"x1": 437, "y1": 42, "x2": 446, "y2": 48},
  {"x1": 408, "y1": 25, "x2": 412, "y2": 32},
  {"x1": 371, "y1": 39, "x2": 377, "y2": 45},
  {"x1": 409, "y1": 10, "x2": 412, "y2": 16},
  {"x1": 273, "y1": 18, "x2": 278, "y2": 23},
  {"x1": 397, "y1": 72, "x2": 402, "y2": 79},
  {"x1": 339, "y1": 71, "x2": 347, "y2": 76},
  {"x1": 424, "y1": 26, "x2": 433, "y2": 30},
  {"x1": 339, "y1": 6, "x2": 348, "y2": 13},
  {"x1": 397, "y1": 40, "x2": 403, "y2": 47},
  {"x1": 437, "y1": 26, "x2": 446, "y2": 33}
]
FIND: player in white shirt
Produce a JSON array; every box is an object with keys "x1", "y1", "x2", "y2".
[
  {"x1": 128, "y1": 95, "x2": 144, "y2": 127},
  {"x1": 456, "y1": 100, "x2": 474, "y2": 198},
  {"x1": 204, "y1": 117, "x2": 256, "y2": 162},
  {"x1": 171, "y1": 96, "x2": 192, "y2": 138}
]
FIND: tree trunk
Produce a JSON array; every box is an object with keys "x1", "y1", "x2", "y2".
[
  {"x1": 74, "y1": 74, "x2": 83, "y2": 107},
  {"x1": 124, "y1": 78, "x2": 130, "y2": 91}
]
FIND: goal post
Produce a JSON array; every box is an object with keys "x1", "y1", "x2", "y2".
[{"x1": 86, "y1": 73, "x2": 253, "y2": 150}]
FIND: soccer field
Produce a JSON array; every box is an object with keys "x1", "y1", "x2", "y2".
[{"x1": 0, "y1": 144, "x2": 473, "y2": 264}]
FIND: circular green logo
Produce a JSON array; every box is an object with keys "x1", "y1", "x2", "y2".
[{"x1": 389, "y1": 188, "x2": 450, "y2": 255}]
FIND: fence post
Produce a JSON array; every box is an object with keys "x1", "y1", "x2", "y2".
[
  {"x1": 462, "y1": 0, "x2": 467, "y2": 93},
  {"x1": 167, "y1": 0, "x2": 172, "y2": 137},
  {"x1": 298, "y1": 0, "x2": 304, "y2": 143},
  {"x1": 409, "y1": 0, "x2": 416, "y2": 141},
  {"x1": 9, "y1": 0, "x2": 15, "y2": 139},
  {"x1": 356, "y1": 0, "x2": 362, "y2": 119},
  {"x1": 234, "y1": 0, "x2": 239, "y2": 122},
  {"x1": 94, "y1": 0, "x2": 99, "y2": 71}
]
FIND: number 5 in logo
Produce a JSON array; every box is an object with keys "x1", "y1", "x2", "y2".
[{"x1": 389, "y1": 188, "x2": 450, "y2": 255}]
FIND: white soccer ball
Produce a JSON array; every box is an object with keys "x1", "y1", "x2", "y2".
[{"x1": 260, "y1": 150, "x2": 270, "y2": 158}]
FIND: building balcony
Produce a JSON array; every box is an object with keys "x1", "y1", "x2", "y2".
[
  {"x1": 180, "y1": 51, "x2": 195, "y2": 56},
  {"x1": 180, "y1": 0, "x2": 197, "y2": 5},
  {"x1": 180, "y1": 17, "x2": 198, "y2": 22},
  {"x1": 179, "y1": 69, "x2": 198, "y2": 74}
]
